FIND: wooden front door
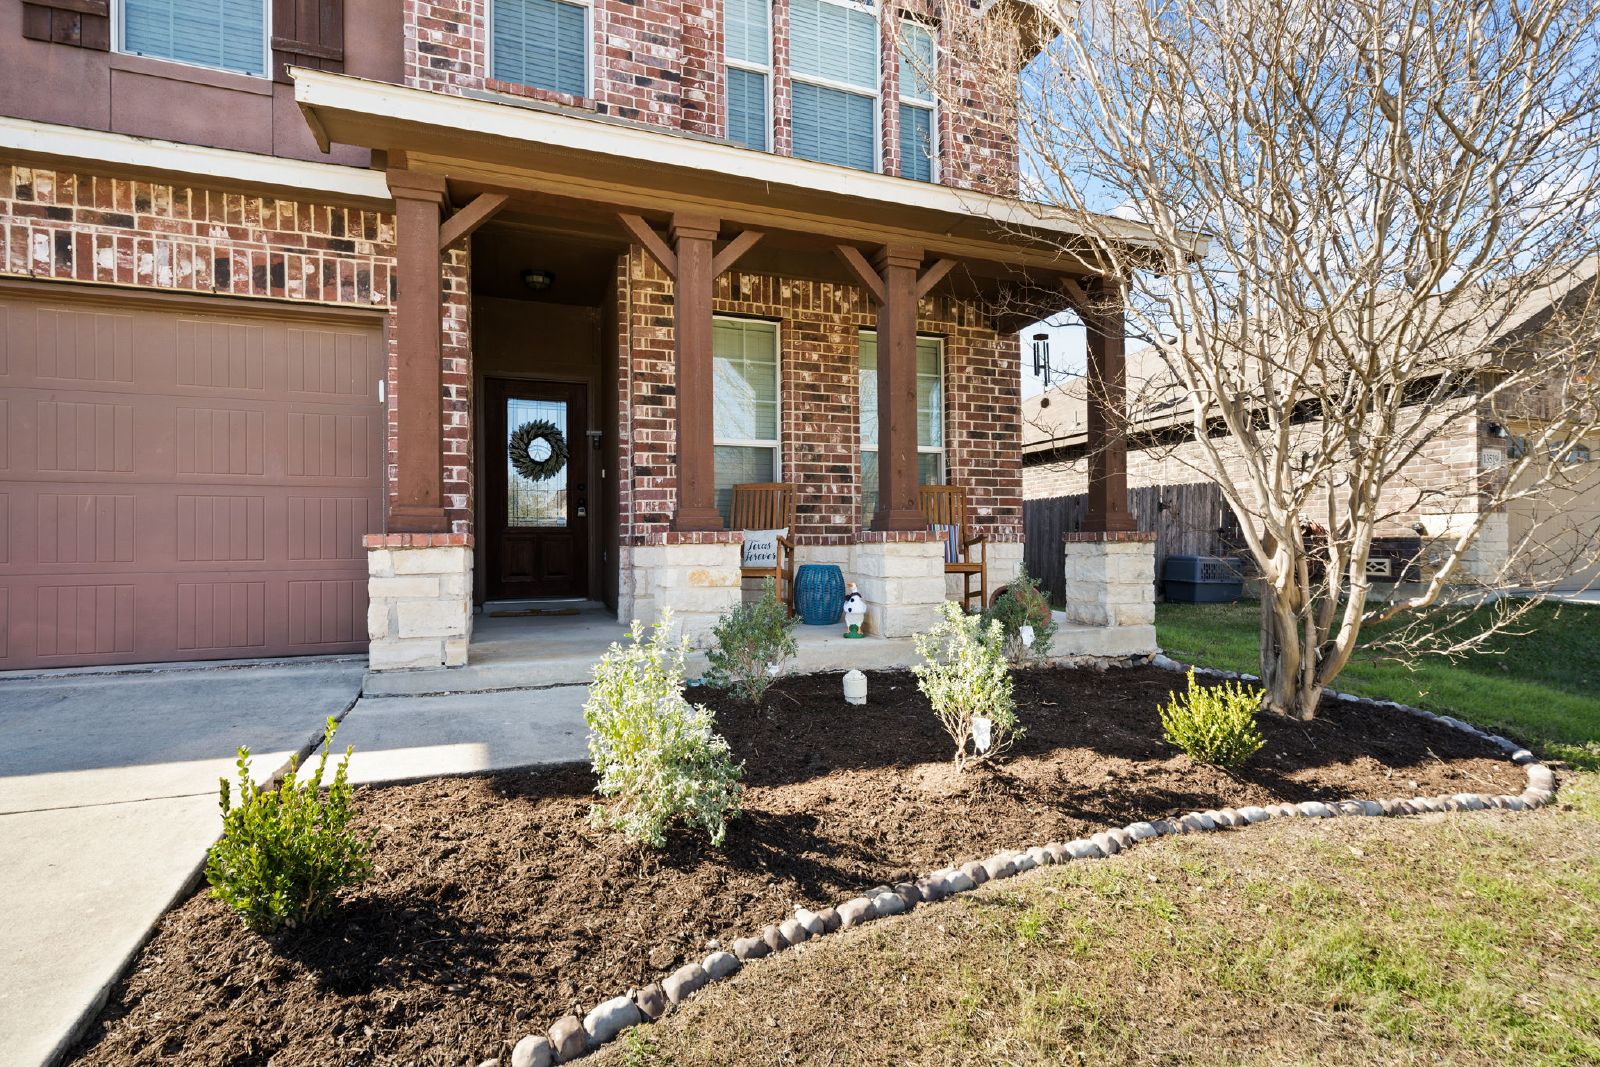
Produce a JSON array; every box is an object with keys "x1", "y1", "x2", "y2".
[{"x1": 486, "y1": 378, "x2": 589, "y2": 599}]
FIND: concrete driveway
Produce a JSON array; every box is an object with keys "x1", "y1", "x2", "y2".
[{"x1": 0, "y1": 658, "x2": 365, "y2": 1067}]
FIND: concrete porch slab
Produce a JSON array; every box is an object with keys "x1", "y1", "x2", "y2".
[{"x1": 363, "y1": 605, "x2": 1158, "y2": 697}]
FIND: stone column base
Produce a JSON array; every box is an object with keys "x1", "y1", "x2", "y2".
[
  {"x1": 973, "y1": 539, "x2": 1026, "y2": 604},
  {"x1": 365, "y1": 533, "x2": 473, "y2": 671},
  {"x1": 619, "y1": 533, "x2": 743, "y2": 646},
  {"x1": 850, "y1": 532, "x2": 947, "y2": 638},
  {"x1": 1063, "y1": 532, "x2": 1156, "y2": 627}
]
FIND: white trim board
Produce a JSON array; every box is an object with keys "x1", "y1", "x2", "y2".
[{"x1": 0, "y1": 117, "x2": 391, "y2": 205}]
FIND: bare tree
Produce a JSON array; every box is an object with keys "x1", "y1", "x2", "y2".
[{"x1": 923, "y1": 0, "x2": 1600, "y2": 718}]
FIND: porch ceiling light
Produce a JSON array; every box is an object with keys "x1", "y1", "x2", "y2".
[{"x1": 522, "y1": 269, "x2": 555, "y2": 291}]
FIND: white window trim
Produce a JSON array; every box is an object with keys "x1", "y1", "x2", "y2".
[
  {"x1": 488, "y1": 0, "x2": 595, "y2": 100},
  {"x1": 788, "y1": 0, "x2": 882, "y2": 173},
  {"x1": 897, "y1": 19, "x2": 938, "y2": 183},
  {"x1": 714, "y1": 315, "x2": 784, "y2": 490},
  {"x1": 114, "y1": 0, "x2": 274, "y2": 80},
  {"x1": 724, "y1": 0, "x2": 773, "y2": 152},
  {"x1": 859, "y1": 330, "x2": 947, "y2": 491}
]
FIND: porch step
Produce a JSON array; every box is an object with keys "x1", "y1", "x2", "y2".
[{"x1": 360, "y1": 619, "x2": 1159, "y2": 698}]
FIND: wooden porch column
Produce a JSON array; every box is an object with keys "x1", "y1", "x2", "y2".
[
  {"x1": 669, "y1": 213, "x2": 724, "y2": 532},
  {"x1": 386, "y1": 169, "x2": 449, "y2": 532},
  {"x1": 873, "y1": 242, "x2": 927, "y2": 531},
  {"x1": 1082, "y1": 276, "x2": 1136, "y2": 533}
]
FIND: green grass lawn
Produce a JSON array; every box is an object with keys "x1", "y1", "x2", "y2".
[{"x1": 1156, "y1": 600, "x2": 1600, "y2": 769}]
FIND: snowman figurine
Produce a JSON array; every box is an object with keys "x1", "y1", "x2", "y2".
[{"x1": 842, "y1": 582, "x2": 867, "y2": 638}]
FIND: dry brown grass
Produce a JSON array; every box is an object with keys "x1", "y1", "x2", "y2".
[{"x1": 590, "y1": 775, "x2": 1600, "y2": 1067}]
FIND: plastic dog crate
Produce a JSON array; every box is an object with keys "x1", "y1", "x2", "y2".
[{"x1": 1162, "y1": 555, "x2": 1245, "y2": 603}]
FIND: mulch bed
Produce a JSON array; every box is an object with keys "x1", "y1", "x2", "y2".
[{"x1": 66, "y1": 665, "x2": 1526, "y2": 1067}]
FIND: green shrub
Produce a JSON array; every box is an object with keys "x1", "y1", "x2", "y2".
[
  {"x1": 1160, "y1": 669, "x2": 1267, "y2": 769},
  {"x1": 703, "y1": 579, "x2": 798, "y2": 705},
  {"x1": 912, "y1": 601, "x2": 1023, "y2": 770},
  {"x1": 585, "y1": 612, "x2": 744, "y2": 847},
  {"x1": 205, "y1": 718, "x2": 371, "y2": 933},
  {"x1": 982, "y1": 566, "x2": 1058, "y2": 663}
]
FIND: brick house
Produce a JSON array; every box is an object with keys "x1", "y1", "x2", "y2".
[{"x1": 1, "y1": 0, "x2": 1155, "y2": 673}]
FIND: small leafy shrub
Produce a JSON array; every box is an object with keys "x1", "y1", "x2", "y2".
[
  {"x1": 912, "y1": 601, "x2": 1023, "y2": 770},
  {"x1": 982, "y1": 566, "x2": 1058, "y2": 663},
  {"x1": 205, "y1": 718, "x2": 371, "y2": 933},
  {"x1": 704, "y1": 579, "x2": 798, "y2": 705},
  {"x1": 1160, "y1": 669, "x2": 1267, "y2": 769},
  {"x1": 585, "y1": 611, "x2": 744, "y2": 847}
]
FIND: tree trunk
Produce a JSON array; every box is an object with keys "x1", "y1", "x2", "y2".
[{"x1": 1258, "y1": 572, "x2": 1324, "y2": 721}]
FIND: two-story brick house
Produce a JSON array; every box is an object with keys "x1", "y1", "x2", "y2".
[{"x1": 0, "y1": 0, "x2": 1155, "y2": 672}]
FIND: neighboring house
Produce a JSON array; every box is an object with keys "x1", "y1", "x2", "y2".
[
  {"x1": 0, "y1": 0, "x2": 1152, "y2": 672},
  {"x1": 1022, "y1": 269, "x2": 1600, "y2": 591}
]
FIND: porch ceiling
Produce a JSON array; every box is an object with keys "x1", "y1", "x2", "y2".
[{"x1": 292, "y1": 70, "x2": 1170, "y2": 279}]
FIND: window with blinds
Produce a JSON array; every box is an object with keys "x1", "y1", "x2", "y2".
[
  {"x1": 122, "y1": 0, "x2": 267, "y2": 76},
  {"x1": 898, "y1": 20, "x2": 936, "y2": 181},
  {"x1": 713, "y1": 318, "x2": 782, "y2": 521},
  {"x1": 725, "y1": 0, "x2": 770, "y2": 151},
  {"x1": 789, "y1": 0, "x2": 879, "y2": 171},
  {"x1": 859, "y1": 332, "x2": 945, "y2": 522},
  {"x1": 492, "y1": 0, "x2": 588, "y2": 98}
]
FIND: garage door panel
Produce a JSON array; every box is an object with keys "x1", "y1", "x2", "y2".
[{"x1": 0, "y1": 289, "x2": 382, "y2": 669}]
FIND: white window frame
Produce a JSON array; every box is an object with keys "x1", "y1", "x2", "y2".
[
  {"x1": 724, "y1": 0, "x2": 773, "y2": 152},
  {"x1": 788, "y1": 0, "x2": 882, "y2": 173},
  {"x1": 713, "y1": 316, "x2": 784, "y2": 511},
  {"x1": 897, "y1": 18, "x2": 938, "y2": 183},
  {"x1": 859, "y1": 330, "x2": 946, "y2": 519},
  {"x1": 114, "y1": 0, "x2": 273, "y2": 80},
  {"x1": 488, "y1": 0, "x2": 596, "y2": 100}
]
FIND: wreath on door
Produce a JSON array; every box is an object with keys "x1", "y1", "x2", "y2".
[{"x1": 508, "y1": 419, "x2": 569, "y2": 482}]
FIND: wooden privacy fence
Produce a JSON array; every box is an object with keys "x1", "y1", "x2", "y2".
[{"x1": 1023, "y1": 482, "x2": 1243, "y2": 607}]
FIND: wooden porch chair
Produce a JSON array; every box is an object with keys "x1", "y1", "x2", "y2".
[
  {"x1": 919, "y1": 485, "x2": 987, "y2": 612},
  {"x1": 729, "y1": 482, "x2": 797, "y2": 609}
]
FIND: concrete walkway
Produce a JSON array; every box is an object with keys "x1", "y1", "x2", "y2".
[{"x1": 0, "y1": 659, "x2": 365, "y2": 1067}]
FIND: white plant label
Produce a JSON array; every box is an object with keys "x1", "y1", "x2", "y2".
[
  {"x1": 973, "y1": 716, "x2": 993, "y2": 753},
  {"x1": 1019, "y1": 624, "x2": 1036, "y2": 648}
]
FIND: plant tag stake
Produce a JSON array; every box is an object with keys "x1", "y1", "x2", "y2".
[
  {"x1": 1019, "y1": 624, "x2": 1035, "y2": 648},
  {"x1": 973, "y1": 716, "x2": 993, "y2": 753}
]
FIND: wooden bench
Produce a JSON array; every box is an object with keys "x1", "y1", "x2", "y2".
[
  {"x1": 920, "y1": 485, "x2": 987, "y2": 612},
  {"x1": 729, "y1": 482, "x2": 797, "y2": 609}
]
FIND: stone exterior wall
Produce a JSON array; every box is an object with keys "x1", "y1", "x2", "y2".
[
  {"x1": 401, "y1": 0, "x2": 1019, "y2": 194},
  {"x1": 616, "y1": 247, "x2": 1025, "y2": 562}
]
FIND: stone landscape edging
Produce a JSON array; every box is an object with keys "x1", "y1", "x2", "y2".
[{"x1": 492, "y1": 656, "x2": 1561, "y2": 1067}]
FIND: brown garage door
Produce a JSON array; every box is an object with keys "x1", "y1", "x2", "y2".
[{"x1": 0, "y1": 284, "x2": 385, "y2": 670}]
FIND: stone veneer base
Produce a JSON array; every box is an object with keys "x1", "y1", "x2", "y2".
[
  {"x1": 848, "y1": 535, "x2": 947, "y2": 638},
  {"x1": 1062, "y1": 535, "x2": 1156, "y2": 628},
  {"x1": 502, "y1": 653, "x2": 1560, "y2": 1063},
  {"x1": 618, "y1": 539, "x2": 744, "y2": 647},
  {"x1": 365, "y1": 535, "x2": 474, "y2": 671}
]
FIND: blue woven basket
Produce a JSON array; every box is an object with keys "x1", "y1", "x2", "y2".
[{"x1": 794, "y1": 564, "x2": 845, "y2": 626}]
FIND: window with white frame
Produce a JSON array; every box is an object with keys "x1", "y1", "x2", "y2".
[
  {"x1": 788, "y1": 0, "x2": 879, "y2": 172},
  {"x1": 725, "y1": 0, "x2": 771, "y2": 151},
  {"x1": 858, "y1": 331, "x2": 944, "y2": 521},
  {"x1": 120, "y1": 0, "x2": 268, "y2": 77},
  {"x1": 897, "y1": 20, "x2": 937, "y2": 182},
  {"x1": 714, "y1": 318, "x2": 782, "y2": 520},
  {"x1": 492, "y1": 0, "x2": 589, "y2": 98}
]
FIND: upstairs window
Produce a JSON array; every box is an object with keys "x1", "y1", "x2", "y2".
[
  {"x1": 897, "y1": 21, "x2": 937, "y2": 182},
  {"x1": 714, "y1": 318, "x2": 782, "y2": 521},
  {"x1": 789, "y1": 0, "x2": 879, "y2": 172},
  {"x1": 121, "y1": 0, "x2": 268, "y2": 77},
  {"x1": 725, "y1": 0, "x2": 771, "y2": 151},
  {"x1": 859, "y1": 332, "x2": 944, "y2": 521},
  {"x1": 492, "y1": 0, "x2": 588, "y2": 98}
]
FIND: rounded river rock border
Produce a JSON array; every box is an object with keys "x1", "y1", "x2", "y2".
[{"x1": 485, "y1": 656, "x2": 1562, "y2": 1067}]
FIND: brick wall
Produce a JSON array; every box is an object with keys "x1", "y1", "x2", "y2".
[
  {"x1": 0, "y1": 160, "x2": 486, "y2": 536},
  {"x1": 401, "y1": 0, "x2": 1018, "y2": 195},
  {"x1": 615, "y1": 246, "x2": 1023, "y2": 549}
]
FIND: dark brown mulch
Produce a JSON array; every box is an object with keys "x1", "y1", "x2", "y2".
[{"x1": 66, "y1": 665, "x2": 1525, "y2": 1067}]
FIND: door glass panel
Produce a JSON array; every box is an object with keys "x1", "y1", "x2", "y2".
[{"x1": 506, "y1": 397, "x2": 569, "y2": 527}]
